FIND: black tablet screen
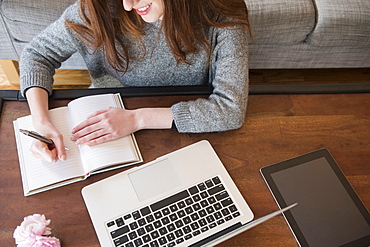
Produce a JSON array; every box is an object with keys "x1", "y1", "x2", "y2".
[{"x1": 265, "y1": 152, "x2": 370, "y2": 246}]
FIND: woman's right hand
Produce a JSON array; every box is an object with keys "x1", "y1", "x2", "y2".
[
  {"x1": 25, "y1": 87, "x2": 67, "y2": 163},
  {"x1": 30, "y1": 122, "x2": 66, "y2": 163}
]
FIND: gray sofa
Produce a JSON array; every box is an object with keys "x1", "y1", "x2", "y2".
[{"x1": 1, "y1": 0, "x2": 369, "y2": 70}]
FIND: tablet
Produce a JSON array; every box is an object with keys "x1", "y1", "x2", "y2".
[{"x1": 260, "y1": 149, "x2": 370, "y2": 247}]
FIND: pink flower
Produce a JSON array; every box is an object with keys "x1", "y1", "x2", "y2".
[{"x1": 13, "y1": 214, "x2": 61, "y2": 247}]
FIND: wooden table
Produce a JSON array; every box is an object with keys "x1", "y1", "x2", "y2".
[{"x1": 0, "y1": 92, "x2": 369, "y2": 246}]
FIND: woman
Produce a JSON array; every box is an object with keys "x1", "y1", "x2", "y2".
[{"x1": 20, "y1": 0, "x2": 252, "y2": 162}]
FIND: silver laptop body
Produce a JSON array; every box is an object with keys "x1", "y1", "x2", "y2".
[{"x1": 82, "y1": 140, "x2": 260, "y2": 246}]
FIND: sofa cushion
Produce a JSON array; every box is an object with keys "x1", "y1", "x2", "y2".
[
  {"x1": 1, "y1": 0, "x2": 76, "y2": 42},
  {"x1": 245, "y1": 0, "x2": 316, "y2": 44},
  {"x1": 307, "y1": 0, "x2": 370, "y2": 47}
]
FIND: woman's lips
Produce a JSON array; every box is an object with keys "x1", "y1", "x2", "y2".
[{"x1": 135, "y1": 3, "x2": 152, "y2": 16}]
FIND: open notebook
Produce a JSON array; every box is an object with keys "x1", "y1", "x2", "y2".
[{"x1": 13, "y1": 93, "x2": 142, "y2": 196}]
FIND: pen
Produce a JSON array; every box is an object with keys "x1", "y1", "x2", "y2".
[{"x1": 19, "y1": 129, "x2": 69, "y2": 151}]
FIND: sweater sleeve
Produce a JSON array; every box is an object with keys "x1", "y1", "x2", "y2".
[
  {"x1": 20, "y1": 2, "x2": 82, "y2": 96},
  {"x1": 171, "y1": 25, "x2": 249, "y2": 133}
]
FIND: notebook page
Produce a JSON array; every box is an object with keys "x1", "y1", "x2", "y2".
[
  {"x1": 15, "y1": 107, "x2": 84, "y2": 193},
  {"x1": 67, "y1": 94, "x2": 139, "y2": 172}
]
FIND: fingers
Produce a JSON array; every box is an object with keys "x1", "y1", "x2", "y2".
[
  {"x1": 72, "y1": 124, "x2": 117, "y2": 146},
  {"x1": 71, "y1": 107, "x2": 134, "y2": 146},
  {"x1": 53, "y1": 134, "x2": 67, "y2": 161},
  {"x1": 29, "y1": 132, "x2": 67, "y2": 163},
  {"x1": 30, "y1": 140, "x2": 58, "y2": 163},
  {"x1": 71, "y1": 112, "x2": 103, "y2": 137},
  {"x1": 71, "y1": 120, "x2": 103, "y2": 145},
  {"x1": 71, "y1": 108, "x2": 115, "y2": 145}
]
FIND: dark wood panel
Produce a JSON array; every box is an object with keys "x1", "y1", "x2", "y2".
[{"x1": 0, "y1": 93, "x2": 369, "y2": 246}]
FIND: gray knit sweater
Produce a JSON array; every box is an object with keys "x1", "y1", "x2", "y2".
[{"x1": 20, "y1": 1, "x2": 249, "y2": 133}]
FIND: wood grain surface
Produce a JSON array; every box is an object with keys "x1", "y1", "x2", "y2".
[{"x1": 0, "y1": 93, "x2": 369, "y2": 246}]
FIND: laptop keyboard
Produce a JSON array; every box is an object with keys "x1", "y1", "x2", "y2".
[{"x1": 106, "y1": 176, "x2": 241, "y2": 247}]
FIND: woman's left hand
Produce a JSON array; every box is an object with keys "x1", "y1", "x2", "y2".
[{"x1": 70, "y1": 107, "x2": 139, "y2": 146}]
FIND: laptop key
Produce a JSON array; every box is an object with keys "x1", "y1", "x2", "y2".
[
  {"x1": 175, "y1": 229, "x2": 183, "y2": 237},
  {"x1": 183, "y1": 216, "x2": 191, "y2": 224},
  {"x1": 205, "y1": 179, "x2": 214, "y2": 188},
  {"x1": 189, "y1": 186, "x2": 199, "y2": 195},
  {"x1": 111, "y1": 225, "x2": 129, "y2": 238},
  {"x1": 142, "y1": 234, "x2": 151, "y2": 243},
  {"x1": 214, "y1": 203, "x2": 222, "y2": 211},
  {"x1": 200, "y1": 191, "x2": 208, "y2": 199},
  {"x1": 116, "y1": 217, "x2": 125, "y2": 227},
  {"x1": 199, "y1": 209, "x2": 207, "y2": 217},
  {"x1": 208, "y1": 184, "x2": 225, "y2": 196},
  {"x1": 137, "y1": 228, "x2": 146, "y2": 236},
  {"x1": 185, "y1": 198, "x2": 194, "y2": 205},
  {"x1": 146, "y1": 215, "x2": 155, "y2": 223},
  {"x1": 176, "y1": 237, "x2": 184, "y2": 244},
  {"x1": 158, "y1": 236, "x2": 167, "y2": 245},
  {"x1": 129, "y1": 232, "x2": 138, "y2": 240},
  {"x1": 150, "y1": 230, "x2": 160, "y2": 239},
  {"x1": 190, "y1": 222, "x2": 199, "y2": 230},
  {"x1": 162, "y1": 208, "x2": 170, "y2": 216},
  {"x1": 126, "y1": 242, "x2": 134, "y2": 247},
  {"x1": 132, "y1": 211, "x2": 141, "y2": 220},
  {"x1": 198, "y1": 183, "x2": 207, "y2": 191},
  {"x1": 169, "y1": 204, "x2": 178, "y2": 212},
  {"x1": 201, "y1": 226, "x2": 209, "y2": 232},
  {"x1": 229, "y1": 204, "x2": 237, "y2": 212},
  {"x1": 159, "y1": 227, "x2": 167, "y2": 236},
  {"x1": 153, "y1": 220, "x2": 162, "y2": 229},
  {"x1": 225, "y1": 215, "x2": 233, "y2": 221},
  {"x1": 206, "y1": 215, "x2": 215, "y2": 223},
  {"x1": 169, "y1": 213, "x2": 178, "y2": 221},
  {"x1": 184, "y1": 234, "x2": 192, "y2": 240},
  {"x1": 167, "y1": 233, "x2": 175, "y2": 241},
  {"x1": 216, "y1": 191, "x2": 229, "y2": 201},
  {"x1": 151, "y1": 190, "x2": 189, "y2": 212},
  {"x1": 113, "y1": 235, "x2": 129, "y2": 246},
  {"x1": 145, "y1": 224, "x2": 154, "y2": 232},
  {"x1": 208, "y1": 196, "x2": 216, "y2": 204},
  {"x1": 134, "y1": 238, "x2": 143, "y2": 246},
  {"x1": 209, "y1": 222, "x2": 217, "y2": 229},
  {"x1": 167, "y1": 223, "x2": 176, "y2": 232},
  {"x1": 193, "y1": 203, "x2": 201, "y2": 211},
  {"x1": 183, "y1": 226, "x2": 191, "y2": 234},
  {"x1": 221, "y1": 198, "x2": 233, "y2": 207},
  {"x1": 185, "y1": 206, "x2": 194, "y2": 214},
  {"x1": 138, "y1": 218, "x2": 146, "y2": 226},
  {"x1": 177, "y1": 209, "x2": 186, "y2": 218},
  {"x1": 140, "y1": 206, "x2": 151, "y2": 216},
  {"x1": 212, "y1": 176, "x2": 221, "y2": 185},
  {"x1": 130, "y1": 222, "x2": 138, "y2": 230},
  {"x1": 177, "y1": 201, "x2": 186, "y2": 209},
  {"x1": 161, "y1": 217, "x2": 170, "y2": 225},
  {"x1": 149, "y1": 240, "x2": 159, "y2": 247},
  {"x1": 192, "y1": 194, "x2": 201, "y2": 202},
  {"x1": 154, "y1": 211, "x2": 162, "y2": 219},
  {"x1": 217, "y1": 219, "x2": 225, "y2": 225}
]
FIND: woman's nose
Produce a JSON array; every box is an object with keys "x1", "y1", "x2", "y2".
[{"x1": 122, "y1": 0, "x2": 139, "y2": 11}]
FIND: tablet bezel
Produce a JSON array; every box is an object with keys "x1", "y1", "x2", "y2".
[{"x1": 260, "y1": 149, "x2": 370, "y2": 247}]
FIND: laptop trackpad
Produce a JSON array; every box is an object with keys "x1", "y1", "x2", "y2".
[{"x1": 128, "y1": 158, "x2": 182, "y2": 201}]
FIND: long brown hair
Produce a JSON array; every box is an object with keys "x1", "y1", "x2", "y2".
[{"x1": 67, "y1": 0, "x2": 252, "y2": 73}]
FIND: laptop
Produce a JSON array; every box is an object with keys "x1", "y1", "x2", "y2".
[{"x1": 82, "y1": 140, "x2": 296, "y2": 246}]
